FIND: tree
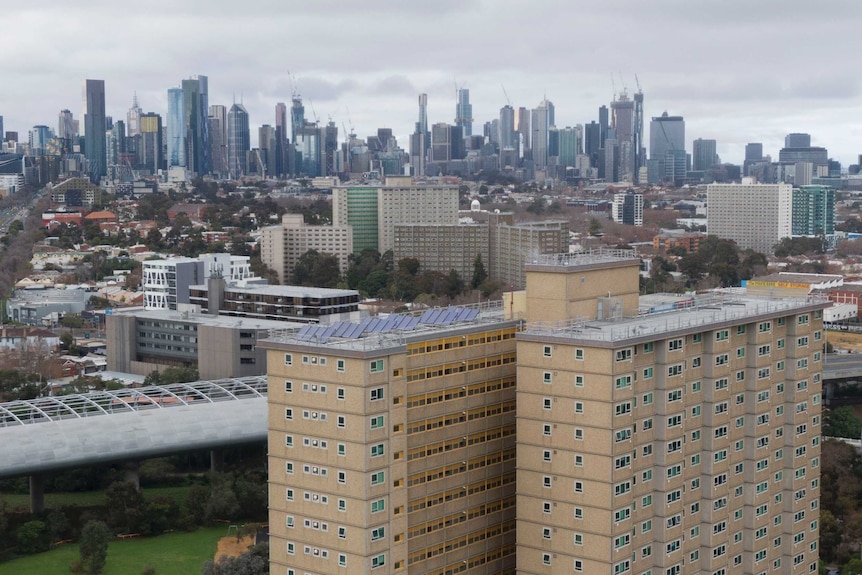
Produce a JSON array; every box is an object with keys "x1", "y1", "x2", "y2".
[
  {"x1": 79, "y1": 520, "x2": 110, "y2": 574},
  {"x1": 61, "y1": 314, "x2": 85, "y2": 329},
  {"x1": 824, "y1": 406, "x2": 862, "y2": 439},
  {"x1": 445, "y1": 269, "x2": 465, "y2": 299},
  {"x1": 588, "y1": 218, "x2": 602, "y2": 236},
  {"x1": 526, "y1": 196, "x2": 546, "y2": 215},
  {"x1": 471, "y1": 255, "x2": 488, "y2": 289},
  {"x1": 105, "y1": 481, "x2": 146, "y2": 534},
  {"x1": 204, "y1": 475, "x2": 240, "y2": 522},
  {"x1": 16, "y1": 520, "x2": 50, "y2": 554},
  {"x1": 842, "y1": 559, "x2": 862, "y2": 575}
]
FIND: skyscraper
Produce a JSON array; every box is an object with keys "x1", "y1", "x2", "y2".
[
  {"x1": 58, "y1": 110, "x2": 76, "y2": 141},
  {"x1": 650, "y1": 112, "x2": 686, "y2": 184},
  {"x1": 167, "y1": 88, "x2": 185, "y2": 168},
  {"x1": 531, "y1": 99, "x2": 553, "y2": 170},
  {"x1": 558, "y1": 126, "x2": 583, "y2": 169},
  {"x1": 499, "y1": 105, "x2": 516, "y2": 150},
  {"x1": 455, "y1": 88, "x2": 473, "y2": 138},
  {"x1": 181, "y1": 75, "x2": 209, "y2": 176},
  {"x1": 584, "y1": 121, "x2": 601, "y2": 168},
  {"x1": 410, "y1": 94, "x2": 429, "y2": 176},
  {"x1": 516, "y1": 107, "x2": 530, "y2": 156},
  {"x1": 275, "y1": 102, "x2": 288, "y2": 178},
  {"x1": 785, "y1": 133, "x2": 811, "y2": 148},
  {"x1": 745, "y1": 143, "x2": 764, "y2": 162},
  {"x1": 209, "y1": 105, "x2": 227, "y2": 178},
  {"x1": 692, "y1": 138, "x2": 717, "y2": 172},
  {"x1": 139, "y1": 112, "x2": 163, "y2": 174},
  {"x1": 707, "y1": 181, "x2": 793, "y2": 253},
  {"x1": 227, "y1": 103, "x2": 250, "y2": 179},
  {"x1": 127, "y1": 94, "x2": 142, "y2": 137},
  {"x1": 633, "y1": 89, "x2": 645, "y2": 180},
  {"x1": 83, "y1": 79, "x2": 107, "y2": 182},
  {"x1": 431, "y1": 123, "x2": 452, "y2": 163},
  {"x1": 259, "y1": 125, "x2": 277, "y2": 177},
  {"x1": 610, "y1": 93, "x2": 634, "y2": 181}
]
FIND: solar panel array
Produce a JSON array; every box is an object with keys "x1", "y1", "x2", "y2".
[{"x1": 294, "y1": 307, "x2": 480, "y2": 344}]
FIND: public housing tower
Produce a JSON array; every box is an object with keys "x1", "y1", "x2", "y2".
[{"x1": 263, "y1": 249, "x2": 824, "y2": 575}]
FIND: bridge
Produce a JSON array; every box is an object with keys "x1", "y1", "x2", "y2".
[{"x1": 0, "y1": 376, "x2": 267, "y2": 511}]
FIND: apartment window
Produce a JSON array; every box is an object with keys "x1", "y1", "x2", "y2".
[
  {"x1": 337, "y1": 387, "x2": 345, "y2": 400},
  {"x1": 572, "y1": 532, "x2": 581, "y2": 544},
  {"x1": 284, "y1": 353, "x2": 293, "y2": 365},
  {"x1": 337, "y1": 359, "x2": 345, "y2": 372},
  {"x1": 715, "y1": 378, "x2": 728, "y2": 390},
  {"x1": 371, "y1": 471, "x2": 385, "y2": 485},
  {"x1": 543, "y1": 476, "x2": 552, "y2": 488},
  {"x1": 574, "y1": 428, "x2": 583, "y2": 440},
  {"x1": 737, "y1": 347, "x2": 745, "y2": 358},
  {"x1": 543, "y1": 398, "x2": 552, "y2": 410},
  {"x1": 716, "y1": 330, "x2": 729, "y2": 341},
  {"x1": 667, "y1": 389, "x2": 682, "y2": 402},
  {"x1": 371, "y1": 443, "x2": 385, "y2": 457},
  {"x1": 370, "y1": 387, "x2": 384, "y2": 401},
  {"x1": 642, "y1": 469, "x2": 652, "y2": 481},
  {"x1": 643, "y1": 392, "x2": 654, "y2": 405},
  {"x1": 574, "y1": 560, "x2": 584, "y2": 572},
  {"x1": 691, "y1": 381, "x2": 701, "y2": 392},
  {"x1": 642, "y1": 495, "x2": 653, "y2": 507},
  {"x1": 574, "y1": 454, "x2": 583, "y2": 466},
  {"x1": 370, "y1": 416, "x2": 384, "y2": 429},
  {"x1": 668, "y1": 338, "x2": 683, "y2": 351},
  {"x1": 575, "y1": 375, "x2": 584, "y2": 387},
  {"x1": 543, "y1": 501, "x2": 552, "y2": 513},
  {"x1": 285, "y1": 435, "x2": 293, "y2": 447},
  {"x1": 668, "y1": 364, "x2": 683, "y2": 377},
  {"x1": 543, "y1": 371, "x2": 552, "y2": 384},
  {"x1": 616, "y1": 348, "x2": 632, "y2": 362},
  {"x1": 574, "y1": 481, "x2": 584, "y2": 493},
  {"x1": 338, "y1": 499, "x2": 346, "y2": 511},
  {"x1": 691, "y1": 405, "x2": 701, "y2": 417},
  {"x1": 284, "y1": 408, "x2": 293, "y2": 420},
  {"x1": 286, "y1": 489, "x2": 294, "y2": 501},
  {"x1": 338, "y1": 554, "x2": 346, "y2": 567},
  {"x1": 371, "y1": 554, "x2": 385, "y2": 569},
  {"x1": 692, "y1": 357, "x2": 701, "y2": 368},
  {"x1": 542, "y1": 553, "x2": 551, "y2": 566},
  {"x1": 543, "y1": 424, "x2": 552, "y2": 436},
  {"x1": 284, "y1": 380, "x2": 293, "y2": 393},
  {"x1": 287, "y1": 542, "x2": 295, "y2": 555},
  {"x1": 715, "y1": 354, "x2": 729, "y2": 366},
  {"x1": 574, "y1": 507, "x2": 583, "y2": 519},
  {"x1": 644, "y1": 342, "x2": 654, "y2": 352},
  {"x1": 371, "y1": 526, "x2": 385, "y2": 541},
  {"x1": 370, "y1": 359, "x2": 384, "y2": 373},
  {"x1": 371, "y1": 499, "x2": 385, "y2": 513},
  {"x1": 543, "y1": 345, "x2": 552, "y2": 357},
  {"x1": 575, "y1": 348, "x2": 584, "y2": 360},
  {"x1": 338, "y1": 471, "x2": 346, "y2": 484},
  {"x1": 642, "y1": 519, "x2": 652, "y2": 533},
  {"x1": 575, "y1": 402, "x2": 584, "y2": 414},
  {"x1": 615, "y1": 375, "x2": 632, "y2": 389},
  {"x1": 337, "y1": 443, "x2": 346, "y2": 456}
]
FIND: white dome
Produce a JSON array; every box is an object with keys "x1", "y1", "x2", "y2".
[{"x1": 470, "y1": 199, "x2": 481, "y2": 211}]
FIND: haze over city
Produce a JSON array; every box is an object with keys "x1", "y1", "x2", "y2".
[{"x1": 2, "y1": 0, "x2": 862, "y2": 165}]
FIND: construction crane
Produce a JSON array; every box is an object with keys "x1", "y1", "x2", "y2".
[
  {"x1": 309, "y1": 100, "x2": 319, "y2": 125},
  {"x1": 287, "y1": 70, "x2": 299, "y2": 99},
  {"x1": 345, "y1": 107, "x2": 355, "y2": 137},
  {"x1": 501, "y1": 84, "x2": 511, "y2": 106},
  {"x1": 635, "y1": 74, "x2": 643, "y2": 94}
]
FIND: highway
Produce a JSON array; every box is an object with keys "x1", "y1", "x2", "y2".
[{"x1": 823, "y1": 354, "x2": 862, "y2": 381}]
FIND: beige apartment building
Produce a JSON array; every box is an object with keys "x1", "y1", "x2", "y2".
[
  {"x1": 263, "y1": 306, "x2": 520, "y2": 575},
  {"x1": 264, "y1": 248, "x2": 824, "y2": 575},
  {"x1": 260, "y1": 214, "x2": 353, "y2": 284},
  {"x1": 516, "y1": 252, "x2": 824, "y2": 575}
]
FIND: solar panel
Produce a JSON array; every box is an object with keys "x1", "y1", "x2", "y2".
[
  {"x1": 333, "y1": 322, "x2": 352, "y2": 337},
  {"x1": 295, "y1": 324, "x2": 317, "y2": 340},
  {"x1": 419, "y1": 309, "x2": 436, "y2": 323},
  {"x1": 367, "y1": 318, "x2": 386, "y2": 332}
]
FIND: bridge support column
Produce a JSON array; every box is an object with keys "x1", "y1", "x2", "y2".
[
  {"x1": 124, "y1": 461, "x2": 140, "y2": 490},
  {"x1": 210, "y1": 450, "x2": 223, "y2": 473},
  {"x1": 29, "y1": 474, "x2": 45, "y2": 514}
]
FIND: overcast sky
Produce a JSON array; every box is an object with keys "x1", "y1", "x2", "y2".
[{"x1": 3, "y1": 0, "x2": 861, "y2": 167}]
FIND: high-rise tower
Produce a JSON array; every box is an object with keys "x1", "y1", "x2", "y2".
[
  {"x1": 83, "y1": 79, "x2": 107, "y2": 182},
  {"x1": 208, "y1": 105, "x2": 227, "y2": 177},
  {"x1": 275, "y1": 102, "x2": 288, "y2": 178},
  {"x1": 127, "y1": 93, "x2": 142, "y2": 137},
  {"x1": 517, "y1": 107, "x2": 530, "y2": 157},
  {"x1": 531, "y1": 99, "x2": 553, "y2": 170},
  {"x1": 167, "y1": 88, "x2": 185, "y2": 168},
  {"x1": 181, "y1": 75, "x2": 209, "y2": 176},
  {"x1": 455, "y1": 88, "x2": 473, "y2": 138},
  {"x1": 227, "y1": 103, "x2": 250, "y2": 179},
  {"x1": 410, "y1": 94, "x2": 429, "y2": 176},
  {"x1": 610, "y1": 93, "x2": 635, "y2": 182},
  {"x1": 58, "y1": 109, "x2": 76, "y2": 141}
]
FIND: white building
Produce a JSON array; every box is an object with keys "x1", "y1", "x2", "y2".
[
  {"x1": 142, "y1": 253, "x2": 255, "y2": 310},
  {"x1": 260, "y1": 214, "x2": 353, "y2": 284},
  {"x1": 612, "y1": 191, "x2": 644, "y2": 226},
  {"x1": 707, "y1": 179, "x2": 793, "y2": 253}
]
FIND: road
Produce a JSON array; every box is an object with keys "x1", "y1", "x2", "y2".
[{"x1": 823, "y1": 354, "x2": 862, "y2": 380}]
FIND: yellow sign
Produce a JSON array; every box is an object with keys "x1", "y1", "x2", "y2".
[{"x1": 746, "y1": 281, "x2": 809, "y2": 289}]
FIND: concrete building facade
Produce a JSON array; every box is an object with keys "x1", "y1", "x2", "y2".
[
  {"x1": 262, "y1": 248, "x2": 824, "y2": 575},
  {"x1": 332, "y1": 178, "x2": 458, "y2": 254},
  {"x1": 260, "y1": 214, "x2": 353, "y2": 284},
  {"x1": 707, "y1": 181, "x2": 793, "y2": 254}
]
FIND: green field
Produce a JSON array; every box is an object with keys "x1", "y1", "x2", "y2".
[
  {"x1": 1, "y1": 485, "x2": 193, "y2": 511},
  {"x1": 2, "y1": 526, "x2": 227, "y2": 575}
]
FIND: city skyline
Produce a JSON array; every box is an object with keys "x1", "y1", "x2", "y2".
[{"x1": 1, "y1": 1, "x2": 861, "y2": 166}]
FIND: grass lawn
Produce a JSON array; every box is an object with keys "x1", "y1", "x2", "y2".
[
  {"x1": 1, "y1": 485, "x2": 193, "y2": 511},
  {"x1": 2, "y1": 526, "x2": 227, "y2": 575}
]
